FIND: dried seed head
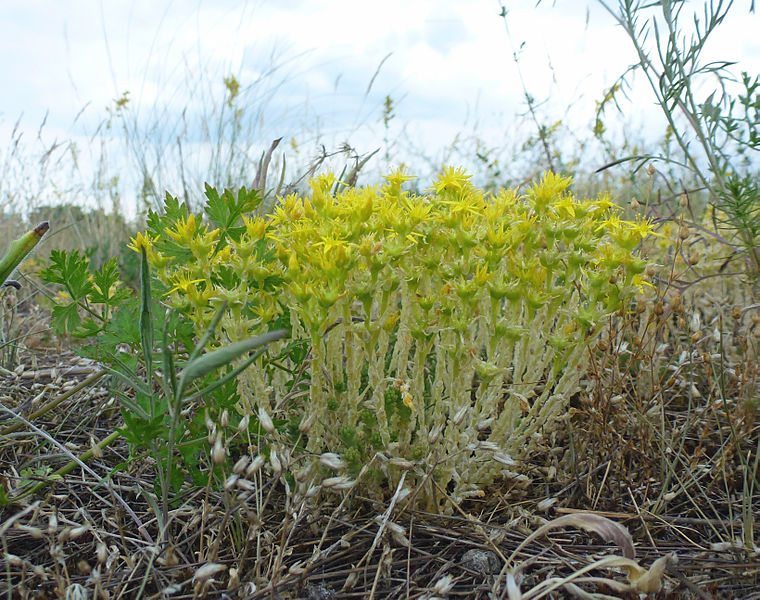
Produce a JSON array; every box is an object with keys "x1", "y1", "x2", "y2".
[
  {"x1": 677, "y1": 316, "x2": 687, "y2": 330},
  {"x1": 321, "y1": 476, "x2": 354, "y2": 490},
  {"x1": 235, "y1": 478, "x2": 257, "y2": 491},
  {"x1": 258, "y1": 407, "x2": 275, "y2": 434},
  {"x1": 233, "y1": 455, "x2": 251, "y2": 475},
  {"x1": 452, "y1": 406, "x2": 468, "y2": 425},
  {"x1": 678, "y1": 194, "x2": 688, "y2": 208},
  {"x1": 16, "y1": 524, "x2": 44, "y2": 539},
  {"x1": 96, "y1": 543, "x2": 108, "y2": 564},
  {"x1": 646, "y1": 163, "x2": 656, "y2": 177},
  {"x1": 631, "y1": 197, "x2": 641, "y2": 211},
  {"x1": 678, "y1": 226, "x2": 690, "y2": 240},
  {"x1": 597, "y1": 338, "x2": 609, "y2": 351},
  {"x1": 224, "y1": 474, "x2": 239, "y2": 490},
  {"x1": 90, "y1": 437, "x2": 103, "y2": 459},
  {"x1": 389, "y1": 457, "x2": 415, "y2": 470},
  {"x1": 228, "y1": 567, "x2": 240, "y2": 591},
  {"x1": 237, "y1": 415, "x2": 250, "y2": 433},
  {"x1": 6, "y1": 554, "x2": 22, "y2": 567},
  {"x1": 493, "y1": 452, "x2": 515, "y2": 466},
  {"x1": 687, "y1": 251, "x2": 701, "y2": 266},
  {"x1": 319, "y1": 453, "x2": 345, "y2": 470},
  {"x1": 428, "y1": 424, "x2": 443, "y2": 444},
  {"x1": 269, "y1": 449, "x2": 282, "y2": 474},
  {"x1": 691, "y1": 331, "x2": 702, "y2": 343},
  {"x1": 732, "y1": 306, "x2": 742, "y2": 320},
  {"x1": 298, "y1": 412, "x2": 315, "y2": 434},
  {"x1": 476, "y1": 417, "x2": 495, "y2": 431},
  {"x1": 279, "y1": 447, "x2": 290, "y2": 470},
  {"x1": 193, "y1": 563, "x2": 226, "y2": 584},
  {"x1": 670, "y1": 292, "x2": 683, "y2": 312},
  {"x1": 220, "y1": 409, "x2": 229, "y2": 428},
  {"x1": 212, "y1": 437, "x2": 225, "y2": 465},
  {"x1": 653, "y1": 302, "x2": 665, "y2": 316},
  {"x1": 245, "y1": 455, "x2": 265, "y2": 478},
  {"x1": 69, "y1": 526, "x2": 88, "y2": 540}
]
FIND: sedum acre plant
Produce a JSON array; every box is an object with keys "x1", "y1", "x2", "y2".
[{"x1": 131, "y1": 169, "x2": 652, "y2": 510}]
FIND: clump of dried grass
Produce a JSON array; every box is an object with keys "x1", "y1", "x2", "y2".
[{"x1": 1, "y1": 281, "x2": 758, "y2": 600}]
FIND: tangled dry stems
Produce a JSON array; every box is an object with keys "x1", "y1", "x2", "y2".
[{"x1": 1, "y1": 273, "x2": 758, "y2": 600}]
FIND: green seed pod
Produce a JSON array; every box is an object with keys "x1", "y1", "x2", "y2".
[{"x1": 0, "y1": 222, "x2": 49, "y2": 287}]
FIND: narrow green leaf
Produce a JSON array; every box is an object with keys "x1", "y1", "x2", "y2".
[
  {"x1": 139, "y1": 248, "x2": 153, "y2": 384},
  {"x1": 177, "y1": 329, "x2": 287, "y2": 397}
]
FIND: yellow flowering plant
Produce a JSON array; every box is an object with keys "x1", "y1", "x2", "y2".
[{"x1": 132, "y1": 169, "x2": 651, "y2": 511}]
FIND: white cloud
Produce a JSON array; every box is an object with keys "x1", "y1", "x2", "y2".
[{"x1": 1, "y1": 0, "x2": 757, "y2": 207}]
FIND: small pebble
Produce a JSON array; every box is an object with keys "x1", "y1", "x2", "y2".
[
  {"x1": 460, "y1": 548, "x2": 499, "y2": 574},
  {"x1": 304, "y1": 582, "x2": 335, "y2": 600}
]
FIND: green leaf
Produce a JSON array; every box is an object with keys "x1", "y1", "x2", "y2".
[
  {"x1": 119, "y1": 411, "x2": 166, "y2": 448},
  {"x1": 50, "y1": 302, "x2": 82, "y2": 335},
  {"x1": 71, "y1": 317, "x2": 103, "y2": 339},
  {"x1": 89, "y1": 257, "x2": 129, "y2": 306},
  {"x1": 204, "y1": 185, "x2": 262, "y2": 248},
  {"x1": 39, "y1": 249, "x2": 94, "y2": 300}
]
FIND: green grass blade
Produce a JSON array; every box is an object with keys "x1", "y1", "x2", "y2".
[{"x1": 138, "y1": 247, "x2": 154, "y2": 390}]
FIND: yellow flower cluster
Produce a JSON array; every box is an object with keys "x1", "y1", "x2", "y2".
[{"x1": 129, "y1": 168, "x2": 652, "y2": 509}]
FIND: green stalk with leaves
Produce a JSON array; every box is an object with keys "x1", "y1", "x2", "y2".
[
  {"x1": 596, "y1": 0, "x2": 760, "y2": 276},
  {"x1": 25, "y1": 198, "x2": 286, "y2": 538}
]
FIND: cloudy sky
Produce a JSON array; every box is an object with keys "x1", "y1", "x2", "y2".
[{"x1": 1, "y1": 0, "x2": 758, "y2": 210}]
